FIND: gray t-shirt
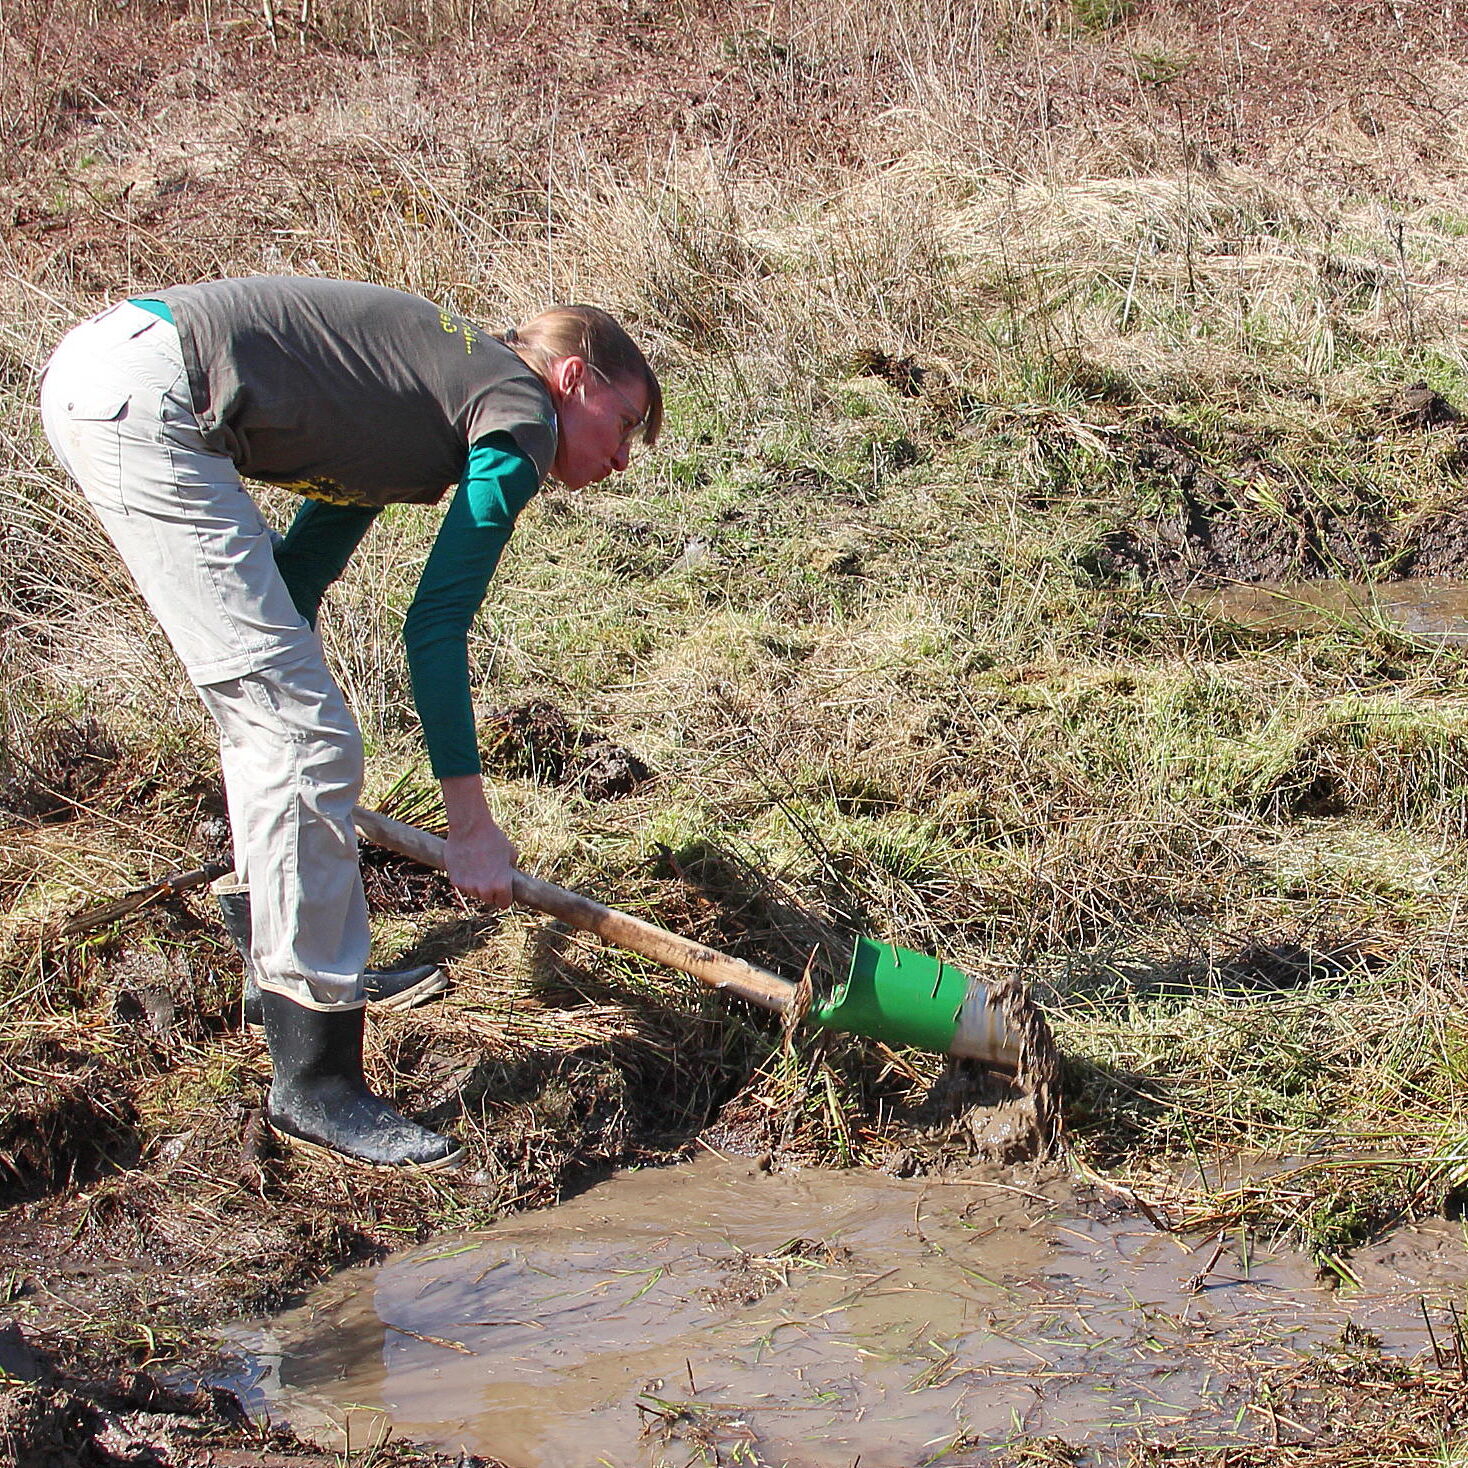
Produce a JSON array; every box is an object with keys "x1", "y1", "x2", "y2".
[{"x1": 157, "y1": 276, "x2": 558, "y2": 507}]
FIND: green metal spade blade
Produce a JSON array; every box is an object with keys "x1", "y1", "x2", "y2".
[{"x1": 811, "y1": 935, "x2": 1021, "y2": 1068}]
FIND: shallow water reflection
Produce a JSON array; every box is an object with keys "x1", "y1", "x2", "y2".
[
  {"x1": 214, "y1": 1158, "x2": 1468, "y2": 1466},
  {"x1": 1189, "y1": 579, "x2": 1468, "y2": 641}
]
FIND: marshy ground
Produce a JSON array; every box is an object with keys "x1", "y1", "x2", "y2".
[{"x1": 6, "y1": 0, "x2": 1468, "y2": 1462}]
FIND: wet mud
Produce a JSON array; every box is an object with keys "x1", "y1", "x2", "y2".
[
  {"x1": 6, "y1": 725, "x2": 1467, "y2": 1466},
  {"x1": 1090, "y1": 408, "x2": 1468, "y2": 592},
  {"x1": 0, "y1": 1329, "x2": 504, "y2": 1468},
  {"x1": 478, "y1": 702, "x2": 652, "y2": 801},
  {"x1": 212, "y1": 1156, "x2": 1468, "y2": 1468}
]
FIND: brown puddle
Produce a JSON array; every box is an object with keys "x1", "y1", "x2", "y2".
[
  {"x1": 1188, "y1": 579, "x2": 1468, "y2": 641},
  {"x1": 211, "y1": 1158, "x2": 1468, "y2": 1466}
]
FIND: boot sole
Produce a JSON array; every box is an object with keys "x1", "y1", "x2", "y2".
[
  {"x1": 268, "y1": 1122, "x2": 466, "y2": 1172},
  {"x1": 244, "y1": 966, "x2": 450, "y2": 1030},
  {"x1": 373, "y1": 966, "x2": 451, "y2": 1012}
]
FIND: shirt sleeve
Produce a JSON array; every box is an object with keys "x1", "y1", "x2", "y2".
[
  {"x1": 404, "y1": 432, "x2": 542, "y2": 778},
  {"x1": 273, "y1": 499, "x2": 381, "y2": 627}
]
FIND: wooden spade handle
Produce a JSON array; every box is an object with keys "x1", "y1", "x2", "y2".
[{"x1": 352, "y1": 806, "x2": 796, "y2": 1015}]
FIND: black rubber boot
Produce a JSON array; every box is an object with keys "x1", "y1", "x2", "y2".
[
  {"x1": 259, "y1": 990, "x2": 464, "y2": 1170},
  {"x1": 214, "y1": 884, "x2": 259, "y2": 1025},
  {"x1": 215, "y1": 884, "x2": 448, "y2": 1028}
]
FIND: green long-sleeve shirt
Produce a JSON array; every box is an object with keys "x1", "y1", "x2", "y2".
[{"x1": 276, "y1": 436, "x2": 539, "y2": 778}]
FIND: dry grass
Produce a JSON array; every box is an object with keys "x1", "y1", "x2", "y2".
[{"x1": 4, "y1": 3, "x2": 1468, "y2": 1460}]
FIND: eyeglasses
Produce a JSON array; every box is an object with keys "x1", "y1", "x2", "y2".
[{"x1": 588, "y1": 366, "x2": 647, "y2": 449}]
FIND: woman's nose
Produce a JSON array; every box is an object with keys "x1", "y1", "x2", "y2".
[{"x1": 611, "y1": 442, "x2": 631, "y2": 472}]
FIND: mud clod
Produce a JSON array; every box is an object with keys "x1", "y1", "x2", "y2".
[
  {"x1": 573, "y1": 739, "x2": 652, "y2": 801},
  {"x1": 479, "y1": 702, "x2": 652, "y2": 799},
  {"x1": 1386, "y1": 381, "x2": 1461, "y2": 432},
  {"x1": 0, "y1": 718, "x2": 121, "y2": 824},
  {"x1": 1399, "y1": 506, "x2": 1468, "y2": 578},
  {"x1": 851, "y1": 347, "x2": 926, "y2": 396},
  {"x1": 1092, "y1": 418, "x2": 1402, "y2": 589},
  {"x1": 0, "y1": 1044, "x2": 139, "y2": 1207}
]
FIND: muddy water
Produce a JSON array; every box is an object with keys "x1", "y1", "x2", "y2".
[
  {"x1": 214, "y1": 1158, "x2": 1468, "y2": 1466},
  {"x1": 1189, "y1": 579, "x2": 1468, "y2": 640}
]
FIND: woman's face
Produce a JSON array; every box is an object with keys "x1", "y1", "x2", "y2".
[{"x1": 547, "y1": 357, "x2": 649, "y2": 491}]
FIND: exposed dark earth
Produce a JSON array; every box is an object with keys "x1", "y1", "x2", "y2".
[{"x1": 1092, "y1": 397, "x2": 1468, "y2": 592}]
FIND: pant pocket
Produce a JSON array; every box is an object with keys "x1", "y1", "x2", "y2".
[{"x1": 57, "y1": 387, "x2": 131, "y2": 517}]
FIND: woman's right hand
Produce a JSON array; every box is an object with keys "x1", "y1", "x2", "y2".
[{"x1": 440, "y1": 775, "x2": 518, "y2": 908}]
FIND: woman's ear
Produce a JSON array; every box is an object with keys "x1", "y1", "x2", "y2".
[{"x1": 547, "y1": 355, "x2": 588, "y2": 399}]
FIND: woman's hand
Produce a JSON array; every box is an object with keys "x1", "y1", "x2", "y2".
[{"x1": 440, "y1": 774, "x2": 518, "y2": 908}]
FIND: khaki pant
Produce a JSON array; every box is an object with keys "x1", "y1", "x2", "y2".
[{"x1": 40, "y1": 302, "x2": 368, "y2": 1010}]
